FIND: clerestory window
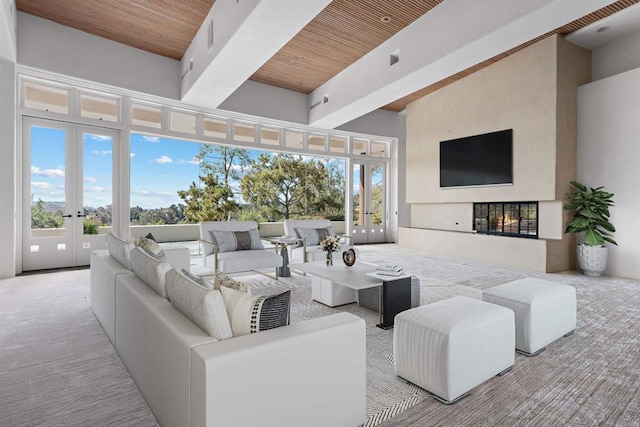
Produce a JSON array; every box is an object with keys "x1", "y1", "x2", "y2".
[{"x1": 473, "y1": 202, "x2": 538, "y2": 238}]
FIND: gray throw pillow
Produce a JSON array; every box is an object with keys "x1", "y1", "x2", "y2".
[
  {"x1": 130, "y1": 247, "x2": 171, "y2": 298},
  {"x1": 295, "y1": 226, "x2": 336, "y2": 246},
  {"x1": 105, "y1": 232, "x2": 135, "y2": 269},
  {"x1": 209, "y1": 229, "x2": 264, "y2": 253}
]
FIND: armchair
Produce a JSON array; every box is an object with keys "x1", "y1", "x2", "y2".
[
  {"x1": 198, "y1": 221, "x2": 282, "y2": 278},
  {"x1": 283, "y1": 219, "x2": 353, "y2": 263}
]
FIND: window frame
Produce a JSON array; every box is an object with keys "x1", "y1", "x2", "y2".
[{"x1": 473, "y1": 201, "x2": 538, "y2": 238}]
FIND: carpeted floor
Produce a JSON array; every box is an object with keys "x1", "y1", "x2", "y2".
[{"x1": 1, "y1": 244, "x2": 639, "y2": 426}]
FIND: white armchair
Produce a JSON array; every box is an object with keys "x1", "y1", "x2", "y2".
[
  {"x1": 283, "y1": 219, "x2": 353, "y2": 263},
  {"x1": 198, "y1": 221, "x2": 282, "y2": 277}
]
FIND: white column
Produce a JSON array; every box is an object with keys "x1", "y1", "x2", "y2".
[{"x1": 0, "y1": 60, "x2": 16, "y2": 278}]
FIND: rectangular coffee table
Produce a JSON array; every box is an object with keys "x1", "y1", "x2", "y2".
[{"x1": 290, "y1": 261, "x2": 412, "y2": 329}]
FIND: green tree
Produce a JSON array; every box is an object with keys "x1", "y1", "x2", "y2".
[
  {"x1": 195, "y1": 145, "x2": 250, "y2": 188},
  {"x1": 240, "y1": 154, "x2": 344, "y2": 221},
  {"x1": 31, "y1": 199, "x2": 65, "y2": 229},
  {"x1": 178, "y1": 173, "x2": 239, "y2": 223}
]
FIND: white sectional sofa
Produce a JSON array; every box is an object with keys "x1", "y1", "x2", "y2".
[{"x1": 90, "y1": 237, "x2": 367, "y2": 427}]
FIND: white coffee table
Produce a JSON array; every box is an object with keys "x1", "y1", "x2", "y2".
[{"x1": 290, "y1": 261, "x2": 412, "y2": 328}]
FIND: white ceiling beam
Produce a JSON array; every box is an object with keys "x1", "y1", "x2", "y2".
[
  {"x1": 181, "y1": 0, "x2": 331, "y2": 109},
  {"x1": 308, "y1": 0, "x2": 619, "y2": 129}
]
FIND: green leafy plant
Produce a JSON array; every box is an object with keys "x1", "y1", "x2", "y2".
[
  {"x1": 83, "y1": 219, "x2": 99, "y2": 235},
  {"x1": 564, "y1": 180, "x2": 617, "y2": 246}
]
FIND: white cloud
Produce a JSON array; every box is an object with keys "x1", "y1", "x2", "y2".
[
  {"x1": 143, "y1": 136, "x2": 160, "y2": 143},
  {"x1": 31, "y1": 166, "x2": 65, "y2": 178},
  {"x1": 155, "y1": 155, "x2": 173, "y2": 164},
  {"x1": 93, "y1": 150, "x2": 112, "y2": 156},
  {"x1": 89, "y1": 135, "x2": 111, "y2": 141},
  {"x1": 31, "y1": 181, "x2": 51, "y2": 189},
  {"x1": 130, "y1": 153, "x2": 136, "y2": 158},
  {"x1": 86, "y1": 186, "x2": 107, "y2": 192},
  {"x1": 84, "y1": 177, "x2": 98, "y2": 183},
  {"x1": 180, "y1": 157, "x2": 201, "y2": 165}
]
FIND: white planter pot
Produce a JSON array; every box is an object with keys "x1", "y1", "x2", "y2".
[{"x1": 576, "y1": 244, "x2": 608, "y2": 277}]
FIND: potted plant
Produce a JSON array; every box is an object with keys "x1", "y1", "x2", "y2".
[{"x1": 564, "y1": 180, "x2": 617, "y2": 276}]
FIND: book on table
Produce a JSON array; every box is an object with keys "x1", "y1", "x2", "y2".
[{"x1": 376, "y1": 264, "x2": 404, "y2": 276}]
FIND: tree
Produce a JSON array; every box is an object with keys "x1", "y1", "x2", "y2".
[
  {"x1": 240, "y1": 154, "x2": 344, "y2": 221},
  {"x1": 178, "y1": 173, "x2": 239, "y2": 223},
  {"x1": 31, "y1": 199, "x2": 65, "y2": 229},
  {"x1": 195, "y1": 145, "x2": 250, "y2": 188}
]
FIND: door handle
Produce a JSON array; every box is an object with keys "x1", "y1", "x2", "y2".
[
  {"x1": 62, "y1": 214, "x2": 73, "y2": 218},
  {"x1": 77, "y1": 214, "x2": 87, "y2": 218}
]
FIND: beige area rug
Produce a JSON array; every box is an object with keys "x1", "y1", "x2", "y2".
[{"x1": 236, "y1": 244, "x2": 640, "y2": 426}]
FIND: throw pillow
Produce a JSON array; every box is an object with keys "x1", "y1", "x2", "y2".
[
  {"x1": 134, "y1": 235, "x2": 166, "y2": 259},
  {"x1": 130, "y1": 247, "x2": 172, "y2": 298},
  {"x1": 182, "y1": 268, "x2": 214, "y2": 290},
  {"x1": 105, "y1": 232, "x2": 135, "y2": 269},
  {"x1": 295, "y1": 226, "x2": 336, "y2": 246},
  {"x1": 165, "y1": 269, "x2": 233, "y2": 340},
  {"x1": 213, "y1": 271, "x2": 250, "y2": 294},
  {"x1": 220, "y1": 286, "x2": 291, "y2": 337},
  {"x1": 209, "y1": 229, "x2": 264, "y2": 253}
]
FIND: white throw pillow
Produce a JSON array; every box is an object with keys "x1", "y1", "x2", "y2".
[
  {"x1": 214, "y1": 271, "x2": 250, "y2": 294},
  {"x1": 130, "y1": 247, "x2": 171, "y2": 298},
  {"x1": 105, "y1": 232, "x2": 135, "y2": 269},
  {"x1": 134, "y1": 235, "x2": 166, "y2": 259},
  {"x1": 165, "y1": 269, "x2": 233, "y2": 340},
  {"x1": 220, "y1": 286, "x2": 291, "y2": 337}
]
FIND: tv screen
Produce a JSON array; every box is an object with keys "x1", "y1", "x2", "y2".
[{"x1": 440, "y1": 129, "x2": 513, "y2": 188}]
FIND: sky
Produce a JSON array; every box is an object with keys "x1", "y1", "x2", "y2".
[{"x1": 30, "y1": 127, "x2": 349, "y2": 211}]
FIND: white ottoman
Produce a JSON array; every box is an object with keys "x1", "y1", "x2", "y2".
[
  {"x1": 394, "y1": 296, "x2": 515, "y2": 404},
  {"x1": 482, "y1": 278, "x2": 576, "y2": 356}
]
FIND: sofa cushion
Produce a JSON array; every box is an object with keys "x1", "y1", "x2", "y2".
[
  {"x1": 295, "y1": 226, "x2": 336, "y2": 246},
  {"x1": 105, "y1": 232, "x2": 135, "y2": 269},
  {"x1": 220, "y1": 286, "x2": 291, "y2": 337},
  {"x1": 210, "y1": 229, "x2": 264, "y2": 253},
  {"x1": 181, "y1": 269, "x2": 214, "y2": 290},
  {"x1": 130, "y1": 247, "x2": 172, "y2": 298},
  {"x1": 134, "y1": 235, "x2": 166, "y2": 259},
  {"x1": 206, "y1": 250, "x2": 283, "y2": 274},
  {"x1": 165, "y1": 269, "x2": 233, "y2": 340}
]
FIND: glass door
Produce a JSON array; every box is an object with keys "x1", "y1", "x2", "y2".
[
  {"x1": 352, "y1": 161, "x2": 386, "y2": 244},
  {"x1": 22, "y1": 118, "x2": 117, "y2": 271}
]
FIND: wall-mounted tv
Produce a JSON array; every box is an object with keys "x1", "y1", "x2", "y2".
[{"x1": 440, "y1": 129, "x2": 513, "y2": 188}]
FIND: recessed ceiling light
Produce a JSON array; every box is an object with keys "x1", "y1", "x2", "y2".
[
  {"x1": 597, "y1": 26, "x2": 610, "y2": 33},
  {"x1": 380, "y1": 15, "x2": 392, "y2": 23}
]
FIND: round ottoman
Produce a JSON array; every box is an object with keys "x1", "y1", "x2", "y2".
[
  {"x1": 482, "y1": 278, "x2": 576, "y2": 356},
  {"x1": 393, "y1": 296, "x2": 515, "y2": 404}
]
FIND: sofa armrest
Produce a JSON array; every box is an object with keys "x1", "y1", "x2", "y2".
[
  {"x1": 198, "y1": 239, "x2": 219, "y2": 272},
  {"x1": 190, "y1": 312, "x2": 366, "y2": 427}
]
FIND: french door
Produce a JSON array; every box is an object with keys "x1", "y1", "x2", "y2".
[
  {"x1": 352, "y1": 161, "x2": 387, "y2": 244},
  {"x1": 22, "y1": 118, "x2": 119, "y2": 271}
]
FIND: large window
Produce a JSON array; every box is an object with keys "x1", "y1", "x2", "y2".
[
  {"x1": 473, "y1": 202, "x2": 538, "y2": 238},
  {"x1": 130, "y1": 133, "x2": 346, "y2": 225}
]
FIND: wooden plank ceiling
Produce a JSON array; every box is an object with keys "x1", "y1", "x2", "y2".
[{"x1": 16, "y1": 0, "x2": 640, "y2": 114}]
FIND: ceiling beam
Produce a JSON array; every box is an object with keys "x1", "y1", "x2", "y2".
[
  {"x1": 181, "y1": 0, "x2": 331, "y2": 109},
  {"x1": 308, "y1": 0, "x2": 619, "y2": 129}
]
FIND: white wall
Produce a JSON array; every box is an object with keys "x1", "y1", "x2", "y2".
[
  {"x1": 220, "y1": 80, "x2": 309, "y2": 124},
  {"x1": 0, "y1": 0, "x2": 17, "y2": 62},
  {"x1": 0, "y1": 60, "x2": 16, "y2": 278},
  {"x1": 17, "y1": 12, "x2": 181, "y2": 100},
  {"x1": 592, "y1": 30, "x2": 640, "y2": 81},
  {"x1": 577, "y1": 68, "x2": 640, "y2": 279}
]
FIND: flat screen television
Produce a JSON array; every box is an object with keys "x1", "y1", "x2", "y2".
[{"x1": 440, "y1": 129, "x2": 513, "y2": 188}]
